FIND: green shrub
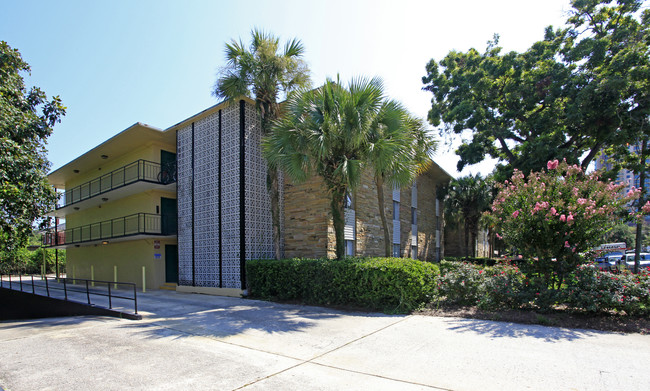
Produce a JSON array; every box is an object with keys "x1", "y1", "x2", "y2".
[
  {"x1": 442, "y1": 257, "x2": 499, "y2": 266},
  {"x1": 435, "y1": 261, "x2": 526, "y2": 310},
  {"x1": 246, "y1": 257, "x2": 439, "y2": 313},
  {"x1": 563, "y1": 265, "x2": 650, "y2": 315}
]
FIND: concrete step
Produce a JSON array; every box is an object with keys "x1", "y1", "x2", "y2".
[{"x1": 159, "y1": 283, "x2": 177, "y2": 291}]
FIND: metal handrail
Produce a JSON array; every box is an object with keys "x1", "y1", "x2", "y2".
[
  {"x1": 0, "y1": 274, "x2": 139, "y2": 316},
  {"x1": 58, "y1": 159, "x2": 176, "y2": 209},
  {"x1": 43, "y1": 213, "x2": 166, "y2": 247}
]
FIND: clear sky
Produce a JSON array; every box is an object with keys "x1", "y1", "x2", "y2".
[{"x1": 1, "y1": 0, "x2": 573, "y2": 178}]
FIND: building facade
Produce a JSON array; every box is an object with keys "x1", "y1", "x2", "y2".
[
  {"x1": 44, "y1": 123, "x2": 178, "y2": 290},
  {"x1": 45, "y1": 99, "x2": 452, "y2": 295}
]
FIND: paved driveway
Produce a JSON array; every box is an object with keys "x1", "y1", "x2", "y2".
[{"x1": 1, "y1": 289, "x2": 649, "y2": 390}]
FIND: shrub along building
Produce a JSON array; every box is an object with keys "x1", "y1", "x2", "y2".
[{"x1": 44, "y1": 98, "x2": 452, "y2": 295}]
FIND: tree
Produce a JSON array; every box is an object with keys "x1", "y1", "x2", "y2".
[
  {"x1": 366, "y1": 103, "x2": 436, "y2": 256},
  {"x1": 593, "y1": 1, "x2": 650, "y2": 273},
  {"x1": 264, "y1": 77, "x2": 384, "y2": 259},
  {"x1": 214, "y1": 29, "x2": 310, "y2": 259},
  {"x1": 488, "y1": 159, "x2": 639, "y2": 289},
  {"x1": 0, "y1": 41, "x2": 65, "y2": 258},
  {"x1": 602, "y1": 222, "x2": 635, "y2": 248},
  {"x1": 444, "y1": 174, "x2": 492, "y2": 258},
  {"x1": 422, "y1": 0, "x2": 649, "y2": 180}
]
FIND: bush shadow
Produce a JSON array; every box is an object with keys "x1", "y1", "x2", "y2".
[{"x1": 442, "y1": 317, "x2": 604, "y2": 341}]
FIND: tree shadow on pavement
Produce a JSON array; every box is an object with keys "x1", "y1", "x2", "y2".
[
  {"x1": 121, "y1": 293, "x2": 395, "y2": 341},
  {"x1": 442, "y1": 317, "x2": 603, "y2": 342}
]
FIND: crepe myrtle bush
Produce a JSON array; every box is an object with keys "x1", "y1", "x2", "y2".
[{"x1": 487, "y1": 159, "x2": 646, "y2": 289}]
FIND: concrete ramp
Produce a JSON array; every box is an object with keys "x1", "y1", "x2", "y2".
[{"x1": 0, "y1": 288, "x2": 141, "y2": 320}]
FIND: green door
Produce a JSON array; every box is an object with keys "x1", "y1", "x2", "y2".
[
  {"x1": 165, "y1": 244, "x2": 178, "y2": 283},
  {"x1": 161, "y1": 197, "x2": 177, "y2": 235},
  {"x1": 160, "y1": 150, "x2": 176, "y2": 184}
]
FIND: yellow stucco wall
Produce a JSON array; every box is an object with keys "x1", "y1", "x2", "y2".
[
  {"x1": 66, "y1": 237, "x2": 177, "y2": 289},
  {"x1": 65, "y1": 189, "x2": 176, "y2": 227}
]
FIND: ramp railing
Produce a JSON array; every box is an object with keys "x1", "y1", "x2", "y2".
[{"x1": 1, "y1": 274, "x2": 138, "y2": 316}]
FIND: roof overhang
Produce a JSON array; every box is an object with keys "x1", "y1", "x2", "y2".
[{"x1": 48, "y1": 122, "x2": 174, "y2": 188}]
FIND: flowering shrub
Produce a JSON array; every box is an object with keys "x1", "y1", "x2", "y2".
[
  {"x1": 564, "y1": 265, "x2": 650, "y2": 315},
  {"x1": 435, "y1": 262, "x2": 484, "y2": 306},
  {"x1": 488, "y1": 159, "x2": 638, "y2": 289},
  {"x1": 435, "y1": 261, "x2": 526, "y2": 310}
]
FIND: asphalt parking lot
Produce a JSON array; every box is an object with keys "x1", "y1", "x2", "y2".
[{"x1": 1, "y1": 289, "x2": 649, "y2": 390}]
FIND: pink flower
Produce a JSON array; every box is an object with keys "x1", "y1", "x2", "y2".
[
  {"x1": 567, "y1": 213, "x2": 574, "y2": 223},
  {"x1": 642, "y1": 201, "x2": 650, "y2": 214},
  {"x1": 564, "y1": 241, "x2": 570, "y2": 247},
  {"x1": 512, "y1": 210, "x2": 520, "y2": 218},
  {"x1": 550, "y1": 207, "x2": 557, "y2": 216},
  {"x1": 547, "y1": 159, "x2": 559, "y2": 170},
  {"x1": 577, "y1": 198, "x2": 587, "y2": 205},
  {"x1": 560, "y1": 214, "x2": 566, "y2": 222}
]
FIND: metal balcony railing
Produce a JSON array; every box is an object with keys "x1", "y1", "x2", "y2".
[
  {"x1": 59, "y1": 160, "x2": 176, "y2": 209},
  {"x1": 42, "y1": 213, "x2": 171, "y2": 247}
]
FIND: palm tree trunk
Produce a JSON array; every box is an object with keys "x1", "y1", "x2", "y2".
[
  {"x1": 464, "y1": 222, "x2": 470, "y2": 258},
  {"x1": 269, "y1": 168, "x2": 282, "y2": 260},
  {"x1": 470, "y1": 230, "x2": 477, "y2": 258},
  {"x1": 375, "y1": 176, "x2": 391, "y2": 257},
  {"x1": 331, "y1": 189, "x2": 346, "y2": 260}
]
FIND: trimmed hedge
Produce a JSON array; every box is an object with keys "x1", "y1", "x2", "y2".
[{"x1": 246, "y1": 257, "x2": 439, "y2": 313}]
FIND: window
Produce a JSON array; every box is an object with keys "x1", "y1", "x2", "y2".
[
  {"x1": 393, "y1": 201, "x2": 400, "y2": 220},
  {"x1": 392, "y1": 244, "x2": 401, "y2": 258},
  {"x1": 344, "y1": 191, "x2": 353, "y2": 209},
  {"x1": 345, "y1": 240, "x2": 354, "y2": 256}
]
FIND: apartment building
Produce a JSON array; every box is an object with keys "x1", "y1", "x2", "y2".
[{"x1": 45, "y1": 98, "x2": 452, "y2": 295}]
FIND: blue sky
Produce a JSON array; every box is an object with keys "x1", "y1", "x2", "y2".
[{"x1": 1, "y1": 0, "x2": 572, "y2": 177}]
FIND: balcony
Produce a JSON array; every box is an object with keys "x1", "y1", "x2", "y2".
[
  {"x1": 43, "y1": 213, "x2": 176, "y2": 248},
  {"x1": 53, "y1": 160, "x2": 176, "y2": 216}
]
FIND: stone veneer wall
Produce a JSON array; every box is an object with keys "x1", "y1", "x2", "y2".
[
  {"x1": 353, "y1": 172, "x2": 392, "y2": 257},
  {"x1": 416, "y1": 171, "x2": 439, "y2": 262},
  {"x1": 283, "y1": 165, "x2": 450, "y2": 261},
  {"x1": 444, "y1": 225, "x2": 492, "y2": 258},
  {"x1": 282, "y1": 175, "x2": 332, "y2": 258}
]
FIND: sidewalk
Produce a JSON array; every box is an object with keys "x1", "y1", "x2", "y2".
[{"x1": 1, "y1": 288, "x2": 649, "y2": 390}]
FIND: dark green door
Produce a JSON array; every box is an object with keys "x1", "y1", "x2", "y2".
[
  {"x1": 160, "y1": 150, "x2": 176, "y2": 184},
  {"x1": 165, "y1": 245, "x2": 178, "y2": 283},
  {"x1": 161, "y1": 197, "x2": 177, "y2": 235}
]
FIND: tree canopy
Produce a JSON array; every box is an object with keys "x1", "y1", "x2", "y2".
[
  {"x1": 0, "y1": 41, "x2": 65, "y2": 254},
  {"x1": 423, "y1": 0, "x2": 649, "y2": 179}
]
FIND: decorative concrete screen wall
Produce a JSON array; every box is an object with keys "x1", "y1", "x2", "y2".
[{"x1": 177, "y1": 100, "x2": 275, "y2": 289}]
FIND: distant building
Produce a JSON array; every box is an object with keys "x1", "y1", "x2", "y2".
[{"x1": 594, "y1": 144, "x2": 650, "y2": 195}]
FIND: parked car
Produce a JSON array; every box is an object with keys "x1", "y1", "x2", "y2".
[
  {"x1": 595, "y1": 253, "x2": 624, "y2": 272},
  {"x1": 623, "y1": 253, "x2": 650, "y2": 273}
]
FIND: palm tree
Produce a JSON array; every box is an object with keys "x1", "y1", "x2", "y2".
[
  {"x1": 445, "y1": 174, "x2": 492, "y2": 258},
  {"x1": 366, "y1": 103, "x2": 436, "y2": 256},
  {"x1": 213, "y1": 29, "x2": 310, "y2": 260},
  {"x1": 263, "y1": 77, "x2": 384, "y2": 259}
]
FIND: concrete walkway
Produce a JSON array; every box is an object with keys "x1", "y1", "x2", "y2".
[{"x1": 1, "y1": 289, "x2": 649, "y2": 390}]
